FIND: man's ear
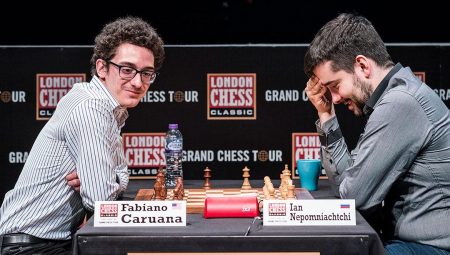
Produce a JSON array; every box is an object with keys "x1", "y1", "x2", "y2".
[
  {"x1": 354, "y1": 55, "x2": 371, "y2": 78},
  {"x1": 96, "y1": 59, "x2": 107, "y2": 79}
]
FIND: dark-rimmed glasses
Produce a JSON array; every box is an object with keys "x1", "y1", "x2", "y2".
[{"x1": 107, "y1": 60, "x2": 158, "y2": 84}]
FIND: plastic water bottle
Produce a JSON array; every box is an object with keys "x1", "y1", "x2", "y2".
[{"x1": 164, "y1": 123, "x2": 183, "y2": 188}]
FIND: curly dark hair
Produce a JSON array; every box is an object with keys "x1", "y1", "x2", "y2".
[
  {"x1": 304, "y1": 13, "x2": 393, "y2": 77},
  {"x1": 90, "y1": 16, "x2": 165, "y2": 76}
]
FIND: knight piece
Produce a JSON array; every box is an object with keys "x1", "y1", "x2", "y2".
[
  {"x1": 263, "y1": 176, "x2": 275, "y2": 199},
  {"x1": 154, "y1": 168, "x2": 167, "y2": 200}
]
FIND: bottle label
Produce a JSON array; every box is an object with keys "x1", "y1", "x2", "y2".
[{"x1": 167, "y1": 141, "x2": 182, "y2": 151}]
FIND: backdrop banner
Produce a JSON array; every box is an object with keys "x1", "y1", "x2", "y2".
[{"x1": 1, "y1": 44, "x2": 449, "y2": 202}]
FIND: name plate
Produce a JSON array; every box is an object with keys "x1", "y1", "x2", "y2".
[
  {"x1": 94, "y1": 201, "x2": 186, "y2": 227},
  {"x1": 263, "y1": 199, "x2": 356, "y2": 226}
]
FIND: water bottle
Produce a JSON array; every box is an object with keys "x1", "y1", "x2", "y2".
[{"x1": 164, "y1": 123, "x2": 183, "y2": 188}]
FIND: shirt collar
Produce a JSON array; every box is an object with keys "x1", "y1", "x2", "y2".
[
  {"x1": 91, "y1": 76, "x2": 129, "y2": 127},
  {"x1": 363, "y1": 63, "x2": 403, "y2": 116}
]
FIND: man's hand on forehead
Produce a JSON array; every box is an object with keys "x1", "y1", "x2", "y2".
[
  {"x1": 310, "y1": 73, "x2": 319, "y2": 83},
  {"x1": 307, "y1": 75, "x2": 323, "y2": 90}
]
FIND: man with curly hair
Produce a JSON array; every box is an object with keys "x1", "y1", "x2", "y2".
[{"x1": 0, "y1": 17, "x2": 165, "y2": 254}]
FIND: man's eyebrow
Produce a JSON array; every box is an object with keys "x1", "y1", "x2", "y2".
[
  {"x1": 311, "y1": 73, "x2": 339, "y2": 87},
  {"x1": 322, "y1": 79, "x2": 339, "y2": 87},
  {"x1": 120, "y1": 61, "x2": 155, "y2": 70}
]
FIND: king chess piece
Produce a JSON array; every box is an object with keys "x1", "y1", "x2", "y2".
[
  {"x1": 203, "y1": 167, "x2": 211, "y2": 189},
  {"x1": 241, "y1": 166, "x2": 252, "y2": 190},
  {"x1": 279, "y1": 165, "x2": 291, "y2": 200},
  {"x1": 282, "y1": 164, "x2": 291, "y2": 179}
]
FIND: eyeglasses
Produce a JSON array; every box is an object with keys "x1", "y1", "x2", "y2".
[{"x1": 107, "y1": 60, "x2": 158, "y2": 84}]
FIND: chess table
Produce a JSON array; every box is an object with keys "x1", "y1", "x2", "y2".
[{"x1": 74, "y1": 180, "x2": 384, "y2": 255}]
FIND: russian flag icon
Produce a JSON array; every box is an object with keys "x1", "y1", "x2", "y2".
[{"x1": 340, "y1": 204, "x2": 350, "y2": 209}]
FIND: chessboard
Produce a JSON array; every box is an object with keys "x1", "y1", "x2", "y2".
[{"x1": 135, "y1": 188, "x2": 313, "y2": 214}]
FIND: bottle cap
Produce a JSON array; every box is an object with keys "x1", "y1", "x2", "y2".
[{"x1": 168, "y1": 124, "x2": 178, "y2": 129}]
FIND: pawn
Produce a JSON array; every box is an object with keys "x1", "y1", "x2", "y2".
[
  {"x1": 173, "y1": 176, "x2": 185, "y2": 200},
  {"x1": 287, "y1": 181, "x2": 296, "y2": 200}
]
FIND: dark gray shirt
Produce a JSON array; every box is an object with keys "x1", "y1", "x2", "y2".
[{"x1": 317, "y1": 65, "x2": 450, "y2": 249}]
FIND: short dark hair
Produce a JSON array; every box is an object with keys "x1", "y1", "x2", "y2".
[
  {"x1": 90, "y1": 16, "x2": 165, "y2": 76},
  {"x1": 304, "y1": 13, "x2": 393, "y2": 77}
]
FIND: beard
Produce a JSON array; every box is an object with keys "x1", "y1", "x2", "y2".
[{"x1": 348, "y1": 75, "x2": 372, "y2": 116}]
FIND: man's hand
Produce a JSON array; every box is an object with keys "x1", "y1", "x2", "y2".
[
  {"x1": 305, "y1": 76, "x2": 334, "y2": 123},
  {"x1": 66, "y1": 171, "x2": 80, "y2": 192}
]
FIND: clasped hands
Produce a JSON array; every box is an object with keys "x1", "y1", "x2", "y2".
[{"x1": 66, "y1": 171, "x2": 80, "y2": 192}]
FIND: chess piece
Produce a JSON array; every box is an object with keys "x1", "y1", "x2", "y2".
[
  {"x1": 203, "y1": 167, "x2": 212, "y2": 189},
  {"x1": 154, "y1": 169, "x2": 167, "y2": 200},
  {"x1": 281, "y1": 188, "x2": 288, "y2": 200},
  {"x1": 263, "y1": 176, "x2": 275, "y2": 199},
  {"x1": 287, "y1": 181, "x2": 296, "y2": 200},
  {"x1": 282, "y1": 164, "x2": 291, "y2": 179},
  {"x1": 269, "y1": 183, "x2": 276, "y2": 199},
  {"x1": 241, "y1": 166, "x2": 251, "y2": 189},
  {"x1": 279, "y1": 167, "x2": 291, "y2": 199},
  {"x1": 173, "y1": 176, "x2": 185, "y2": 200}
]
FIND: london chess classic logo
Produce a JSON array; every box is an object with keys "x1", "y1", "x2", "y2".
[
  {"x1": 207, "y1": 73, "x2": 256, "y2": 120},
  {"x1": 123, "y1": 133, "x2": 166, "y2": 179},
  {"x1": 268, "y1": 203, "x2": 286, "y2": 216},
  {"x1": 292, "y1": 133, "x2": 321, "y2": 178},
  {"x1": 36, "y1": 74, "x2": 86, "y2": 120},
  {"x1": 100, "y1": 204, "x2": 118, "y2": 217}
]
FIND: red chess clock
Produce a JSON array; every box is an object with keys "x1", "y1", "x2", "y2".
[{"x1": 203, "y1": 196, "x2": 260, "y2": 218}]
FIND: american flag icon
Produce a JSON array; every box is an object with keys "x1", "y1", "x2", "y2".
[
  {"x1": 340, "y1": 204, "x2": 350, "y2": 209},
  {"x1": 172, "y1": 203, "x2": 181, "y2": 210}
]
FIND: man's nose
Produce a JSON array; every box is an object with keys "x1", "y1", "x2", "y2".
[
  {"x1": 130, "y1": 73, "x2": 144, "y2": 88},
  {"x1": 331, "y1": 92, "x2": 343, "y2": 104}
]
